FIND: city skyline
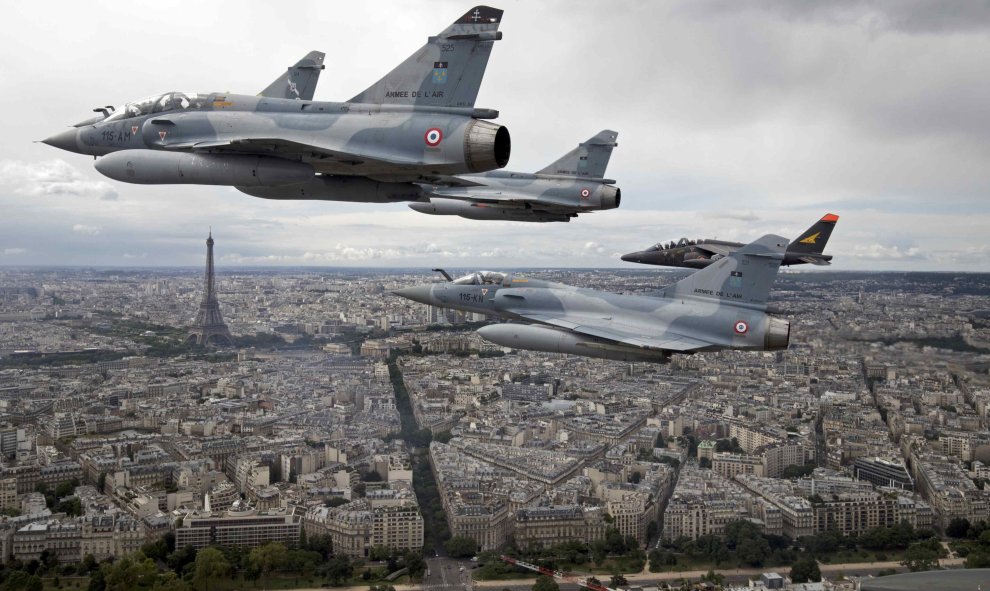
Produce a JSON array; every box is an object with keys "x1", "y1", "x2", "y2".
[
  {"x1": 2, "y1": 1, "x2": 989, "y2": 270},
  {"x1": 1, "y1": 265, "x2": 988, "y2": 584}
]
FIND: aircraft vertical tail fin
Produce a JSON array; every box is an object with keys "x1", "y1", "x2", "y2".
[
  {"x1": 259, "y1": 51, "x2": 326, "y2": 101},
  {"x1": 787, "y1": 213, "x2": 839, "y2": 255},
  {"x1": 537, "y1": 130, "x2": 619, "y2": 179},
  {"x1": 348, "y1": 6, "x2": 503, "y2": 108},
  {"x1": 668, "y1": 234, "x2": 788, "y2": 310}
]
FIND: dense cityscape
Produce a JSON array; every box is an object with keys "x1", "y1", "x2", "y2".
[{"x1": 0, "y1": 256, "x2": 989, "y2": 591}]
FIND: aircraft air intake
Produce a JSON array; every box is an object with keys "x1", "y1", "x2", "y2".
[
  {"x1": 463, "y1": 120, "x2": 510, "y2": 172},
  {"x1": 765, "y1": 317, "x2": 790, "y2": 350}
]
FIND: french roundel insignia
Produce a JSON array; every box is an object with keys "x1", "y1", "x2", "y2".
[
  {"x1": 425, "y1": 128, "x2": 443, "y2": 147},
  {"x1": 734, "y1": 321, "x2": 749, "y2": 335},
  {"x1": 580, "y1": 188, "x2": 591, "y2": 199}
]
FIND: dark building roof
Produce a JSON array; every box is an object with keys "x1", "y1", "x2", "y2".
[{"x1": 860, "y1": 569, "x2": 990, "y2": 591}]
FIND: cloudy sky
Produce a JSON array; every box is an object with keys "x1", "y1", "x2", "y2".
[{"x1": 1, "y1": 0, "x2": 988, "y2": 270}]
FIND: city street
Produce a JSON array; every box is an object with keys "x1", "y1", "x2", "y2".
[{"x1": 422, "y1": 557, "x2": 475, "y2": 591}]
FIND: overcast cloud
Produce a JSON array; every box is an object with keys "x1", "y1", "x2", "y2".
[{"x1": 0, "y1": 0, "x2": 988, "y2": 271}]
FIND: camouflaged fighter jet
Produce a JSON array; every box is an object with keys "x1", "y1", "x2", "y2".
[
  {"x1": 393, "y1": 234, "x2": 792, "y2": 363},
  {"x1": 408, "y1": 130, "x2": 621, "y2": 222},
  {"x1": 621, "y1": 214, "x2": 838, "y2": 269},
  {"x1": 42, "y1": 7, "x2": 510, "y2": 198}
]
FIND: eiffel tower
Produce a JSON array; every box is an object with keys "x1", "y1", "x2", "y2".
[{"x1": 186, "y1": 231, "x2": 233, "y2": 347}]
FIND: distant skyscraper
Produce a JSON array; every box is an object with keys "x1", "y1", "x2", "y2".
[{"x1": 186, "y1": 231, "x2": 233, "y2": 347}]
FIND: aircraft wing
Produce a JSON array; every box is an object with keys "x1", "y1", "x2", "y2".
[
  {"x1": 795, "y1": 256, "x2": 831, "y2": 266},
  {"x1": 518, "y1": 312, "x2": 713, "y2": 352},
  {"x1": 162, "y1": 137, "x2": 421, "y2": 168},
  {"x1": 694, "y1": 243, "x2": 735, "y2": 257},
  {"x1": 419, "y1": 175, "x2": 488, "y2": 188}
]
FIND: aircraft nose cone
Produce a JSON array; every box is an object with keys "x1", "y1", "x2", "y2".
[
  {"x1": 42, "y1": 129, "x2": 81, "y2": 154},
  {"x1": 621, "y1": 252, "x2": 641, "y2": 263},
  {"x1": 392, "y1": 284, "x2": 434, "y2": 305}
]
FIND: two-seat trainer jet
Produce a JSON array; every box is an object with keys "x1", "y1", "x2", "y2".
[
  {"x1": 621, "y1": 214, "x2": 839, "y2": 269},
  {"x1": 394, "y1": 234, "x2": 793, "y2": 363},
  {"x1": 43, "y1": 6, "x2": 510, "y2": 199}
]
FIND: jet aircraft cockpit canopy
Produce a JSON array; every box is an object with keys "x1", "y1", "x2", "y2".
[
  {"x1": 104, "y1": 92, "x2": 210, "y2": 121},
  {"x1": 452, "y1": 271, "x2": 506, "y2": 285},
  {"x1": 647, "y1": 238, "x2": 698, "y2": 252}
]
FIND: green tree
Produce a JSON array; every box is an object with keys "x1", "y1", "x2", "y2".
[
  {"x1": 103, "y1": 553, "x2": 160, "y2": 591},
  {"x1": 55, "y1": 478, "x2": 79, "y2": 499},
  {"x1": 87, "y1": 567, "x2": 106, "y2": 591},
  {"x1": 192, "y1": 547, "x2": 230, "y2": 591},
  {"x1": 735, "y1": 536, "x2": 771, "y2": 567},
  {"x1": 789, "y1": 556, "x2": 821, "y2": 583},
  {"x1": 3, "y1": 571, "x2": 43, "y2": 591},
  {"x1": 714, "y1": 438, "x2": 742, "y2": 453},
  {"x1": 324, "y1": 555, "x2": 353, "y2": 585},
  {"x1": 901, "y1": 543, "x2": 939, "y2": 572},
  {"x1": 304, "y1": 533, "x2": 333, "y2": 557},
  {"x1": 149, "y1": 572, "x2": 191, "y2": 591},
  {"x1": 403, "y1": 551, "x2": 426, "y2": 579},
  {"x1": 965, "y1": 550, "x2": 990, "y2": 568},
  {"x1": 248, "y1": 542, "x2": 288, "y2": 584},
  {"x1": 55, "y1": 497, "x2": 83, "y2": 516},
  {"x1": 141, "y1": 538, "x2": 170, "y2": 562},
  {"x1": 445, "y1": 535, "x2": 477, "y2": 558},
  {"x1": 781, "y1": 462, "x2": 817, "y2": 479},
  {"x1": 166, "y1": 545, "x2": 197, "y2": 573},
  {"x1": 40, "y1": 549, "x2": 59, "y2": 572},
  {"x1": 946, "y1": 517, "x2": 971, "y2": 538},
  {"x1": 532, "y1": 575, "x2": 559, "y2": 591},
  {"x1": 610, "y1": 573, "x2": 628, "y2": 588}
]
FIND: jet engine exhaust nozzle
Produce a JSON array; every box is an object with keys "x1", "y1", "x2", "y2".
[
  {"x1": 464, "y1": 120, "x2": 510, "y2": 172},
  {"x1": 765, "y1": 316, "x2": 790, "y2": 350},
  {"x1": 601, "y1": 186, "x2": 621, "y2": 210}
]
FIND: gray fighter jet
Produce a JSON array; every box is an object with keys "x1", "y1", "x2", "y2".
[
  {"x1": 43, "y1": 7, "x2": 510, "y2": 196},
  {"x1": 621, "y1": 214, "x2": 838, "y2": 269},
  {"x1": 394, "y1": 234, "x2": 792, "y2": 363},
  {"x1": 407, "y1": 130, "x2": 621, "y2": 222}
]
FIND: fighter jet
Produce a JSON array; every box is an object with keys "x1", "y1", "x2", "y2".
[
  {"x1": 394, "y1": 234, "x2": 792, "y2": 363},
  {"x1": 408, "y1": 130, "x2": 621, "y2": 222},
  {"x1": 621, "y1": 214, "x2": 838, "y2": 269},
  {"x1": 259, "y1": 51, "x2": 326, "y2": 102},
  {"x1": 43, "y1": 7, "x2": 510, "y2": 199}
]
